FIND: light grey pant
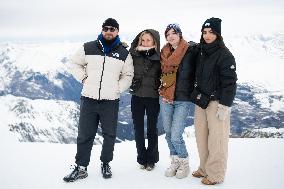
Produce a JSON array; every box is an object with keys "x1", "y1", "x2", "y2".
[{"x1": 194, "y1": 101, "x2": 230, "y2": 183}]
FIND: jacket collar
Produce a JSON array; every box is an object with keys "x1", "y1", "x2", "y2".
[
  {"x1": 97, "y1": 33, "x2": 121, "y2": 54},
  {"x1": 200, "y1": 39, "x2": 225, "y2": 56}
]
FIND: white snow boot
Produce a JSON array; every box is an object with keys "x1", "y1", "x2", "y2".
[
  {"x1": 175, "y1": 157, "x2": 190, "y2": 179},
  {"x1": 165, "y1": 155, "x2": 180, "y2": 177}
]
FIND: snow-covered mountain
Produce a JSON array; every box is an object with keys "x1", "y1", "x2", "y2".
[
  {"x1": 0, "y1": 43, "x2": 82, "y2": 101},
  {"x1": 0, "y1": 33, "x2": 283, "y2": 143}
]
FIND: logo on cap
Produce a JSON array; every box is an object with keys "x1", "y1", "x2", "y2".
[{"x1": 205, "y1": 23, "x2": 210, "y2": 26}]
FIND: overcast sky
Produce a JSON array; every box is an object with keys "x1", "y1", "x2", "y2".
[{"x1": 0, "y1": 0, "x2": 283, "y2": 41}]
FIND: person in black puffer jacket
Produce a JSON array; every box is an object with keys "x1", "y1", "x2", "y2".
[
  {"x1": 129, "y1": 29, "x2": 161, "y2": 171},
  {"x1": 191, "y1": 17, "x2": 237, "y2": 185}
]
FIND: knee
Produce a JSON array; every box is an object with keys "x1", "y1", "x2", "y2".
[
  {"x1": 77, "y1": 134, "x2": 94, "y2": 144},
  {"x1": 102, "y1": 132, "x2": 116, "y2": 139},
  {"x1": 163, "y1": 123, "x2": 171, "y2": 133},
  {"x1": 171, "y1": 134, "x2": 183, "y2": 144}
]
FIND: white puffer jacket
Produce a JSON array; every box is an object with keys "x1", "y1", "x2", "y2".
[{"x1": 69, "y1": 40, "x2": 134, "y2": 100}]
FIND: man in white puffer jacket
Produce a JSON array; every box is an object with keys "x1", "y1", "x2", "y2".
[{"x1": 63, "y1": 18, "x2": 133, "y2": 182}]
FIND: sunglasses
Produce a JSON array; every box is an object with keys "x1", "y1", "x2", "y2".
[{"x1": 102, "y1": 26, "x2": 116, "y2": 32}]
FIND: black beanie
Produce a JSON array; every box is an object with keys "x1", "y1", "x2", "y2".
[
  {"x1": 102, "y1": 18, "x2": 119, "y2": 30},
  {"x1": 201, "y1": 17, "x2": 222, "y2": 35}
]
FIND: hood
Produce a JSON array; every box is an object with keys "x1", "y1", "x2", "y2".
[{"x1": 130, "y1": 29, "x2": 160, "y2": 57}]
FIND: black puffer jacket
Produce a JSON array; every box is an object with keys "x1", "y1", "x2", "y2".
[
  {"x1": 174, "y1": 42, "x2": 197, "y2": 101},
  {"x1": 195, "y1": 39, "x2": 237, "y2": 107},
  {"x1": 129, "y1": 29, "x2": 161, "y2": 98}
]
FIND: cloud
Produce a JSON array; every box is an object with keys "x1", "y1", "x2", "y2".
[{"x1": 0, "y1": 0, "x2": 283, "y2": 41}]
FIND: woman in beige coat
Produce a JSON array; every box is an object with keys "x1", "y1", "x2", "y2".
[{"x1": 191, "y1": 17, "x2": 237, "y2": 185}]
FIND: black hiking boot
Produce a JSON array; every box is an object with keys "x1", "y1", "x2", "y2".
[
  {"x1": 63, "y1": 165, "x2": 88, "y2": 182},
  {"x1": 101, "y1": 162, "x2": 112, "y2": 179}
]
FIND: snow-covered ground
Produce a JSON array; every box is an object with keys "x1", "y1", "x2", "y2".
[{"x1": 1, "y1": 135, "x2": 284, "y2": 189}]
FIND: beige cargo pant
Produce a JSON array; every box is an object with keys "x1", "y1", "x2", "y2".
[{"x1": 194, "y1": 101, "x2": 230, "y2": 183}]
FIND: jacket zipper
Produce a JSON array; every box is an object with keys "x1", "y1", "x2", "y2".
[
  {"x1": 98, "y1": 41, "x2": 106, "y2": 100},
  {"x1": 98, "y1": 55, "x2": 106, "y2": 100}
]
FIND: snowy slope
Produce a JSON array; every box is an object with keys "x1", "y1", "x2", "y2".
[
  {"x1": 0, "y1": 42, "x2": 82, "y2": 101},
  {"x1": 0, "y1": 94, "x2": 80, "y2": 143},
  {"x1": 228, "y1": 33, "x2": 284, "y2": 92},
  {"x1": 0, "y1": 94, "x2": 119, "y2": 144},
  {"x1": 0, "y1": 43, "x2": 76, "y2": 87},
  {"x1": 1, "y1": 135, "x2": 284, "y2": 189}
]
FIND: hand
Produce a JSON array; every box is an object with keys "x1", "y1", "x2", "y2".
[
  {"x1": 162, "y1": 98, "x2": 173, "y2": 104},
  {"x1": 216, "y1": 104, "x2": 231, "y2": 121}
]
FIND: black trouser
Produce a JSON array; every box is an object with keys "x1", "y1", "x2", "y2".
[
  {"x1": 75, "y1": 96, "x2": 119, "y2": 167},
  {"x1": 131, "y1": 95, "x2": 160, "y2": 165}
]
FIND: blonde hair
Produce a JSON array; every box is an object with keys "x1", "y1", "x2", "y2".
[{"x1": 136, "y1": 31, "x2": 157, "y2": 50}]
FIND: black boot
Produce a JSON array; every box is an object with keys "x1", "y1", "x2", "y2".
[
  {"x1": 101, "y1": 162, "x2": 112, "y2": 179},
  {"x1": 63, "y1": 165, "x2": 88, "y2": 182}
]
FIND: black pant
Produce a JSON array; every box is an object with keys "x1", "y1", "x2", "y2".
[
  {"x1": 75, "y1": 96, "x2": 119, "y2": 167},
  {"x1": 131, "y1": 95, "x2": 160, "y2": 165}
]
